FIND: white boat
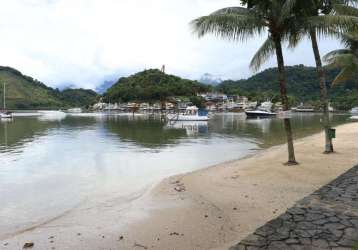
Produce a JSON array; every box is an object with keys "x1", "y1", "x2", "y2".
[
  {"x1": 38, "y1": 110, "x2": 67, "y2": 121},
  {"x1": 0, "y1": 112, "x2": 13, "y2": 119},
  {"x1": 292, "y1": 103, "x2": 315, "y2": 112},
  {"x1": 350, "y1": 116, "x2": 358, "y2": 120},
  {"x1": 350, "y1": 107, "x2": 358, "y2": 114},
  {"x1": 1, "y1": 82, "x2": 13, "y2": 119},
  {"x1": 245, "y1": 101, "x2": 277, "y2": 118},
  {"x1": 67, "y1": 108, "x2": 82, "y2": 113},
  {"x1": 166, "y1": 106, "x2": 209, "y2": 121}
]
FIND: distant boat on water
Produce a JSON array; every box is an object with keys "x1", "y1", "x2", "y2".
[
  {"x1": 167, "y1": 106, "x2": 209, "y2": 121},
  {"x1": 38, "y1": 110, "x2": 67, "y2": 121},
  {"x1": 292, "y1": 104, "x2": 315, "y2": 112},
  {"x1": 245, "y1": 101, "x2": 277, "y2": 118},
  {"x1": 67, "y1": 108, "x2": 82, "y2": 113},
  {"x1": 0, "y1": 82, "x2": 13, "y2": 119}
]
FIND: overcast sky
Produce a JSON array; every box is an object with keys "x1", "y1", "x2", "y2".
[{"x1": 0, "y1": 0, "x2": 342, "y2": 89}]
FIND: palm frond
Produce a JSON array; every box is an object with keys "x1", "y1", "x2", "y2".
[
  {"x1": 333, "y1": 4, "x2": 358, "y2": 16},
  {"x1": 250, "y1": 37, "x2": 276, "y2": 72},
  {"x1": 191, "y1": 13, "x2": 266, "y2": 41},
  {"x1": 332, "y1": 66, "x2": 356, "y2": 85},
  {"x1": 323, "y1": 49, "x2": 351, "y2": 63},
  {"x1": 306, "y1": 15, "x2": 358, "y2": 35},
  {"x1": 279, "y1": 0, "x2": 297, "y2": 23},
  {"x1": 211, "y1": 7, "x2": 250, "y2": 15},
  {"x1": 286, "y1": 30, "x2": 304, "y2": 49}
]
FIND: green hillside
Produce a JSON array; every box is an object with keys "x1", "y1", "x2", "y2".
[
  {"x1": 0, "y1": 66, "x2": 98, "y2": 109},
  {"x1": 104, "y1": 69, "x2": 211, "y2": 103},
  {"x1": 217, "y1": 65, "x2": 358, "y2": 110}
]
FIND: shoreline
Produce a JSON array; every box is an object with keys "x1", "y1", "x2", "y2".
[{"x1": 1, "y1": 122, "x2": 358, "y2": 250}]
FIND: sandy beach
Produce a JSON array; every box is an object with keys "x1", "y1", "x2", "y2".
[{"x1": 1, "y1": 121, "x2": 358, "y2": 250}]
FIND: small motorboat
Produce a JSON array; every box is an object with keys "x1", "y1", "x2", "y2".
[
  {"x1": 292, "y1": 103, "x2": 315, "y2": 112},
  {"x1": 67, "y1": 108, "x2": 82, "y2": 113},
  {"x1": 167, "y1": 106, "x2": 209, "y2": 121},
  {"x1": 245, "y1": 102, "x2": 277, "y2": 118},
  {"x1": 0, "y1": 111, "x2": 13, "y2": 119},
  {"x1": 38, "y1": 110, "x2": 67, "y2": 121}
]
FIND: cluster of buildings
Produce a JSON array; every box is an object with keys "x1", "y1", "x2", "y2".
[
  {"x1": 199, "y1": 93, "x2": 257, "y2": 112},
  {"x1": 92, "y1": 93, "x2": 258, "y2": 112}
]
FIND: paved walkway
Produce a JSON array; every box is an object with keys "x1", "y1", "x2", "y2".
[{"x1": 230, "y1": 165, "x2": 358, "y2": 250}]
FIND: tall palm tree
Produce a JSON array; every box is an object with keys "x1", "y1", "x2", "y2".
[
  {"x1": 191, "y1": 0, "x2": 299, "y2": 165},
  {"x1": 292, "y1": 0, "x2": 358, "y2": 153}
]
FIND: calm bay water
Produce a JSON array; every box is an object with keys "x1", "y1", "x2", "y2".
[{"x1": 0, "y1": 112, "x2": 351, "y2": 237}]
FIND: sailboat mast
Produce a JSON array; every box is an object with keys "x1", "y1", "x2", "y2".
[{"x1": 3, "y1": 82, "x2": 6, "y2": 110}]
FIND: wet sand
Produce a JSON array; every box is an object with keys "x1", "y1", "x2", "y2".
[{"x1": 1, "y1": 122, "x2": 358, "y2": 250}]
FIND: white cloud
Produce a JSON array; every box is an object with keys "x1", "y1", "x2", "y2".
[{"x1": 0, "y1": 0, "x2": 341, "y2": 89}]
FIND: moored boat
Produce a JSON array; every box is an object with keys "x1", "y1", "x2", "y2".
[
  {"x1": 67, "y1": 108, "x2": 82, "y2": 113},
  {"x1": 38, "y1": 110, "x2": 67, "y2": 121},
  {"x1": 1, "y1": 82, "x2": 13, "y2": 120},
  {"x1": 167, "y1": 106, "x2": 209, "y2": 121},
  {"x1": 245, "y1": 101, "x2": 277, "y2": 118},
  {"x1": 0, "y1": 111, "x2": 13, "y2": 119},
  {"x1": 292, "y1": 103, "x2": 315, "y2": 112}
]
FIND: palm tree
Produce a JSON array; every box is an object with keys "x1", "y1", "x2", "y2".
[
  {"x1": 291, "y1": 0, "x2": 358, "y2": 153},
  {"x1": 191, "y1": 0, "x2": 299, "y2": 165}
]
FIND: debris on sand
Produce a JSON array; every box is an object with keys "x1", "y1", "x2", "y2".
[
  {"x1": 174, "y1": 183, "x2": 186, "y2": 192},
  {"x1": 134, "y1": 242, "x2": 148, "y2": 249},
  {"x1": 23, "y1": 242, "x2": 34, "y2": 249}
]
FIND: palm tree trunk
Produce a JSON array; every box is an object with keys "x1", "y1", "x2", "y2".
[
  {"x1": 310, "y1": 30, "x2": 333, "y2": 153},
  {"x1": 273, "y1": 35, "x2": 298, "y2": 165}
]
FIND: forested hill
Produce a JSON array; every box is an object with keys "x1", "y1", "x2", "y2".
[
  {"x1": 217, "y1": 65, "x2": 358, "y2": 110},
  {"x1": 0, "y1": 66, "x2": 98, "y2": 109},
  {"x1": 104, "y1": 69, "x2": 211, "y2": 102}
]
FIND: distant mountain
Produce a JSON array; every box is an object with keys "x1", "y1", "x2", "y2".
[
  {"x1": 104, "y1": 69, "x2": 211, "y2": 102},
  {"x1": 96, "y1": 80, "x2": 115, "y2": 94},
  {"x1": 199, "y1": 73, "x2": 223, "y2": 86},
  {"x1": 0, "y1": 66, "x2": 98, "y2": 109},
  {"x1": 216, "y1": 65, "x2": 358, "y2": 110}
]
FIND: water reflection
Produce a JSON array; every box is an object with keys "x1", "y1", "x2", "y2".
[
  {"x1": 0, "y1": 113, "x2": 351, "y2": 153},
  {"x1": 208, "y1": 113, "x2": 351, "y2": 147},
  {"x1": 103, "y1": 115, "x2": 187, "y2": 148},
  {"x1": 165, "y1": 121, "x2": 209, "y2": 136}
]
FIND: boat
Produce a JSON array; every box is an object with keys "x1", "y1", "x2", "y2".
[
  {"x1": 245, "y1": 101, "x2": 277, "y2": 118},
  {"x1": 1, "y1": 82, "x2": 13, "y2": 119},
  {"x1": 166, "y1": 106, "x2": 209, "y2": 121},
  {"x1": 67, "y1": 108, "x2": 82, "y2": 113},
  {"x1": 350, "y1": 116, "x2": 358, "y2": 120},
  {"x1": 0, "y1": 111, "x2": 13, "y2": 119},
  {"x1": 350, "y1": 107, "x2": 358, "y2": 114},
  {"x1": 292, "y1": 103, "x2": 315, "y2": 112},
  {"x1": 38, "y1": 110, "x2": 67, "y2": 121}
]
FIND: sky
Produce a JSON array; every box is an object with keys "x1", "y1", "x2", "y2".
[{"x1": 0, "y1": 0, "x2": 342, "y2": 90}]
